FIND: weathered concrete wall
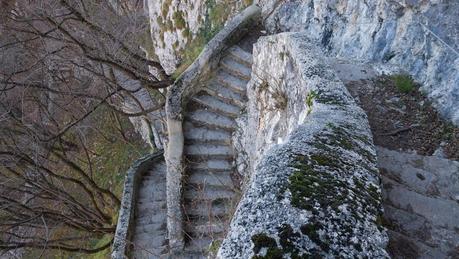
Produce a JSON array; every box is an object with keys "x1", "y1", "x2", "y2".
[
  {"x1": 218, "y1": 32, "x2": 388, "y2": 258},
  {"x1": 259, "y1": 0, "x2": 459, "y2": 125}
]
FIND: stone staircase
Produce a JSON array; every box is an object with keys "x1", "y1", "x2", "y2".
[
  {"x1": 182, "y1": 45, "x2": 252, "y2": 256},
  {"x1": 376, "y1": 147, "x2": 459, "y2": 258},
  {"x1": 131, "y1": 160, "x2": 169, "y2": 258},
  {"x1": 129, "y1": 45, "x2": 252, "y2": 258}
]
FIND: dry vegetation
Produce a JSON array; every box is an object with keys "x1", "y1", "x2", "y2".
[{"x1": 0, "y1": 0, "x2": 167, "y2": 257}]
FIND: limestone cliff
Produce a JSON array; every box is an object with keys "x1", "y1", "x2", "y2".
[
  {"x1": 145, "y1": 0, "x2": 252, "y2": 74},
  {"x1": 260, "y1": 0, "x2": 458, "y2": 125},
  {"x1": 146, "y1": 0, "x2": 458, "y2": 124}
]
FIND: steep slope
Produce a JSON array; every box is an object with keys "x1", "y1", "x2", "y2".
[{"x1": 181, "y1": 45, "x2": 252, "y2": 256}]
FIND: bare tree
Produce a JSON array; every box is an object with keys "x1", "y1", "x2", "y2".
[{"x1": 0, "y1": 0, "x2": 168, "y2": 255}]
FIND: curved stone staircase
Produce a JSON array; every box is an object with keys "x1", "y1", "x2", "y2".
[
  {"x1": 129, "y1": 45, "x2": 252, "y2": 258},
  {"x1": 181, "y1": 45, "x2": 251, "y2": 256}
]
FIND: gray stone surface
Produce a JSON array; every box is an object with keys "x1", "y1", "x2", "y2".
[
  {"x1": 132, "y1": 160, "x2": 168, "y2": 259},
  {"x1": 218, "y1": 32, "x2": 388, "y2": 258},
  {"x1": 259, "y1": 0, "x2": 459, "y2": 125},
  {"x1": 111, "y1": 151, "x2": 165, "y2": 259},
  {"x1": 179, "y1": 45, "x2": 252, "y2": 257},
  {"x1": 376, "y1": 147, "x2": 459, "y2": 258}
]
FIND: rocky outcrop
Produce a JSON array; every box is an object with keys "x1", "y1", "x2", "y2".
[
  {"x1": 145, "y1": 0, "x2": 252, "y2": 74},
  {"x1": 218, "y1": 32, "x2": 388, "y2": 258},
  {"x1": 259, "y1": 0, "x2": 459, "y2": 126}
]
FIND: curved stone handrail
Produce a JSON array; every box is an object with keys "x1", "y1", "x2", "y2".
[
  {"x1": 164, "y1": 4, "x2": 261, "y2": 252},
  {"x1": 111, "y1": 150, "x2": 164, "y2": 259}
]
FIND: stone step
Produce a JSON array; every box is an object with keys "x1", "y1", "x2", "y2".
[
  {"x1": 134, "y1": 222, "x2": 167, "y2": 234},
  {"x1": 184, "y1": 201, "x2": 231, "y2": 218},
  {"x1": 377, "y1": 147, "x2": 459, "y2": 201},
  {"x1": 188, "y1": 159, "x2": 233, "y2": 172},
  {"x1": 216, "y1": 70, "x2": 248, "y2": 94},
  {"x1": 184, "y1": 237, "x2": 214, "y2": 253},
  {"x1": 132, "y1": 244, "x2": 169, "y2": 259},
  {"x1": 136, "y1": 200, "x2": 166, "y2": 210},
  {"x1": 185, "y1": 221, "x2": 226, "y2": 237},
  {"x1": 191, "y1": 94, "x2": 241, "y2": 118},
  {"x1": 203, "y1": 82, "x2": 246, "y2": 108},
  {"x1": 138, "y1": 189, "x2": 166, "y2": 201},
  {"x1": 220, "y1": 56, "x2": 251, "y2": 81},
  {"x1": 175, "y1": 251, "x2": 206, "y2": 259},
  {"x1": 142, "y1": 174, "x2": 166, "y2": 185},
  {"x1": 184, "y1": 144, "x2": 233, "y2": 159},
  {"x1": 185, "y1": 171, "x2": 234, "y2": 189},
  {"x1": 382, "y1": 176, "x2": 459, "y2": 229},
  {"x1": 139, "y1": 179, "x2": 166, "y2": 189},
  {"x1": 183, "y1": 187, "x2": 235, "y2": 203},
  {"x1": 136, "y1": 211, "x2": 167, "y2": 223},
  {"x1": 132, "y1": 232, "x2": 168, "y2": 246},
  {"x1": 227, "y1": 45, "x2": 252, "y2": 67},
  {"x1": 183, "y1": 122, "x2": 232, "y2": 145},
  {"x1": 386, "y1": 230, "x2": 447, "y2": 259},
  {"x1": 186, "y1": 110, "x2": 236, "y2": 131}
]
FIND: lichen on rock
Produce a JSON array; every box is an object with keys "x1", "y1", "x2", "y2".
[{"x1": 217, "y1": 32, "x2": 388, "y2": 258}]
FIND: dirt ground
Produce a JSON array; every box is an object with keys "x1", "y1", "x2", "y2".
[{"x1": 345, "y1": 75, "x2": 459, "y2": 161}]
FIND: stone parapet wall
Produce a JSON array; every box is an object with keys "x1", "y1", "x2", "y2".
[{"x1": 218, "y1": 32, "x2": 389, "y2": 258}]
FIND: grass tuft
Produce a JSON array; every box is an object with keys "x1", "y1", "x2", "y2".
[{"x1": 392, "y1": 74, "x2": 415, "y2": 93}]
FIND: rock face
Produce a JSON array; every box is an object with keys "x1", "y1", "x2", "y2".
[
  {"x1": 259, "y1": 0, "x2": 459, "y2": 125},
  {"x1": 145, "y1": 0, "x2": 251, "y2": 74},
  {"x1": 218, "y1": 32, "x2": 388, "y2": 258}
]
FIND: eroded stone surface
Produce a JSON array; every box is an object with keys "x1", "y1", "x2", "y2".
[{"x1": 218, "y1": 32, "x2": 388, "y2": 258}]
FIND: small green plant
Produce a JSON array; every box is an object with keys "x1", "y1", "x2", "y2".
[
  {"x1": 392, "y1": 74, "x2": 415, "y2": 93},
  {"x1": 306, "y1": 90, "x2": 317, "y2": 115}
]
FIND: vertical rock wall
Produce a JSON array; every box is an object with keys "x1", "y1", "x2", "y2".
[
  {"x1": 219, "y1": 32, "x2": 388, "y2": 258},
  {"x1": 146, "y1": 0, "x2": 252, "y2": 74},
  {"x1": 258, "y1": 0, "x2": 459, "y2": 125}
]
